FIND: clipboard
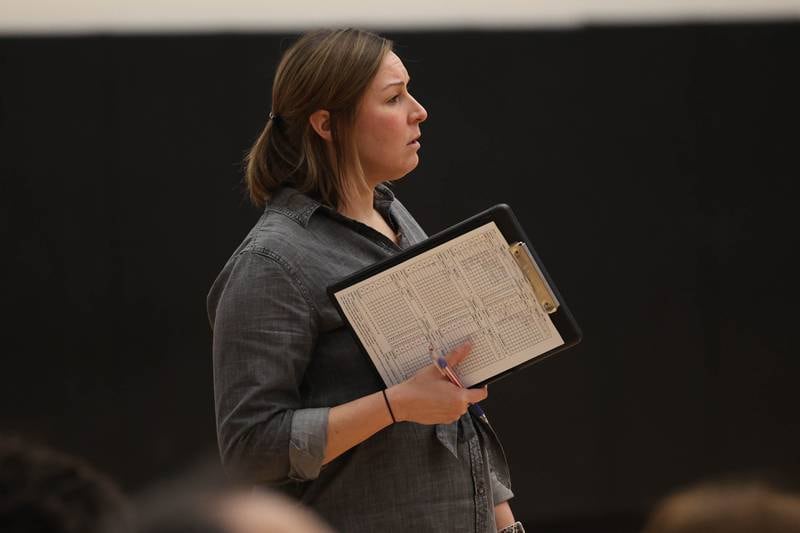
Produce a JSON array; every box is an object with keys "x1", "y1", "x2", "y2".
[{"x1": 327, "y1": 204, "x2": 582, "y2": 388}]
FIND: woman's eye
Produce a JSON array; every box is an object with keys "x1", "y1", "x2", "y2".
[{"x1": 388, "y1": 94, "x2": 401, "y2": 104}]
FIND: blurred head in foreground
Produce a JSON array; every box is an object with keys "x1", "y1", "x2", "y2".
[
  {"x1": 133, "y1": 466, "x2": 335, "y2": 533},
  {"x1": 219, "y1": 489, "x2": 335, "y2": 533},
  {"x1": 0, "y1": 434, "x2": 129, "y2": 533},
  {"x1": 643, "y1": 480, "x2": 800, "y2": 533}
]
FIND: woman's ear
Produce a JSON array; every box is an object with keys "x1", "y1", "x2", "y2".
[{"x1": 309, "y1": 110, "x2": 333, "y2": 142}]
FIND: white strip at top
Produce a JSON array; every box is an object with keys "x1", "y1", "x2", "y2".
[{"x1": 2, "y1": 0, "x2": 800, "y2": 35}]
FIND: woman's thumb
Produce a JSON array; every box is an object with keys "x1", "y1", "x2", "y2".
[{"x1": 445, "y1": 341, "x2": 473, "y2": 367}]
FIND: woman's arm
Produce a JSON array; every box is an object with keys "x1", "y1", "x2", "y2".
[
  {"x1": 211, "y1": 252, "x2": 486, "y2": 480},
  {"x1": 210, "y1": 251, "x2": 327, "y2": 483},
  {"x1": 494, "y1": 501, "x2": 516, "y2": 531},
  {"x1": 323, "y1": 343, "x2": 487, "y2": 464}
]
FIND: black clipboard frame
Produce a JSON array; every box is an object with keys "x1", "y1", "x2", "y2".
[{"x1": 327, "y1": 204, "x2": 582, "y2": 388}]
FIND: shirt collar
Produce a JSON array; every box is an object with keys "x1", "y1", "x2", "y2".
[
  {"x1": 265, "y1": 183, "x2": 397, "y2": 227},
  {"x1": 264, "y1": 186, "x2": 322, "y2": 226},
  {"x1": 373, "y1": 183, "x2": 397, "y2": 217}
]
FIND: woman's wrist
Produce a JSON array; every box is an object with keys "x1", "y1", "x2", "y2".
[
  {"x1": 383, "y1": 384, "x2": 406, "y2": 423},
  {"x1": 381, "y1": 389, "x2": 397, "y2": 423}
]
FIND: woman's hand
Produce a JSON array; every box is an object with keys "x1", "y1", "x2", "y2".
[
  {"x1": 322, "y1": 343, "x2": 487, "y2": 465},
  {"x1": 385, "y1": 343, "x2": 488, "y2": 425}
]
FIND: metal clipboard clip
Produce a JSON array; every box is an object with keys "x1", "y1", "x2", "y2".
[{"x1": 508, "y1": 242, "x2": 560, "y2": 314}]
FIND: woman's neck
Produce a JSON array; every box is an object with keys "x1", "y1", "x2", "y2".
[
  {"x1": 338, "y1": 181, "x2": 397, "y2": 244},
  {"x1": 338, "y1": 183, "x2": 376, "y2": 224}
]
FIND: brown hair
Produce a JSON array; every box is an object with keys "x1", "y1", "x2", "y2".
[
  {"x1": 244, "y1": 29, "x2": 393, "y2": 208},
  {"x1": 0, "y1": 435, "x2": 131, "y2": 533}
]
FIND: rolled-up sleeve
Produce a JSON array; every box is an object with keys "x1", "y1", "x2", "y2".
[
  {"x1": 490, "y1": 471, "x2": 514, "y2": 505},
  {"x1": 208, "y1": 249, "x2": 327, "y2": 484}
]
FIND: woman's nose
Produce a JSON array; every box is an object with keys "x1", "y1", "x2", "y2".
[{"x1": 411, "y1": 97, "x2": 428, "y2": 123}]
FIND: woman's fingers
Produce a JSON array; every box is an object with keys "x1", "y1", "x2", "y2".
[
  {"x1": 399, "y1": 343, "x2": 490, "y2": 425},
  {"x1": 465, "y1": 386, "x2": 488, "y2": 404},
  {"x1": 444, "y1": 341, "x2": 473, "y2": 367}
]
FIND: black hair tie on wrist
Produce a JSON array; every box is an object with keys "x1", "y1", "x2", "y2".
[{"x1": 382, "y1": 389, "x2": 396, "y2": 423}]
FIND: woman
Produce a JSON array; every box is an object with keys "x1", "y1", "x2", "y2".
[{"x1": 207, "y1": 29, "x2": 523, "y2": 533}]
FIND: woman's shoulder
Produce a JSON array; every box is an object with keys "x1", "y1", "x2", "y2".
[
  {"x1": 242, "y1": 187, "x2": 322, "y2": 261},
  {"x1": 208, "y1": 191, "x2": 315, "y2": 296},
  {"x1": 207, "y1": 201, "x2": 320, "y2": 324}
]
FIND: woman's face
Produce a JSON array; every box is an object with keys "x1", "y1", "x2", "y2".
[{"x1": 352, "y1": 51, "x2": 428, "y2": 185}]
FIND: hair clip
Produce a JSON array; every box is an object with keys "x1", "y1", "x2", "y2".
[{"x1": 268, "y1": 111, "x2": 281, "y2": 123}]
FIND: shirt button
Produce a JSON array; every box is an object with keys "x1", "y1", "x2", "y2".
[{"x1": 477, "y1": 486, "x2": 486, "y2": 496}]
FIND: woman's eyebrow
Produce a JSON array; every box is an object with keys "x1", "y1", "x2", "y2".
[{"x1": 381, "y1": 77, "x2": 410, "y2": 91}]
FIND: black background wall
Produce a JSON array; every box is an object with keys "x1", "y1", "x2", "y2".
[{"x1": 2, "y1": 22, "x2": 799, "y2": 531}]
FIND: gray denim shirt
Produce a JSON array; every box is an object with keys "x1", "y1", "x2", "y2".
[{"x1": 208, "y1": 184, "x2": 513, "y2": 532}]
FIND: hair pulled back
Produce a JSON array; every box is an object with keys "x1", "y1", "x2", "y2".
[{"x1": 244, "y1": 29, "x2": 393, "y2": 208}]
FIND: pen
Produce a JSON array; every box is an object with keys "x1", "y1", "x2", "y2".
[{"x1": 430, "y1": 346, "x2": 490, "y2": 426}]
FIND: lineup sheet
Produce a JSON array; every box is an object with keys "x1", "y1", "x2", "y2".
[{"x1": 334, "y1": 221, "x2": 565, "y2": 387}]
